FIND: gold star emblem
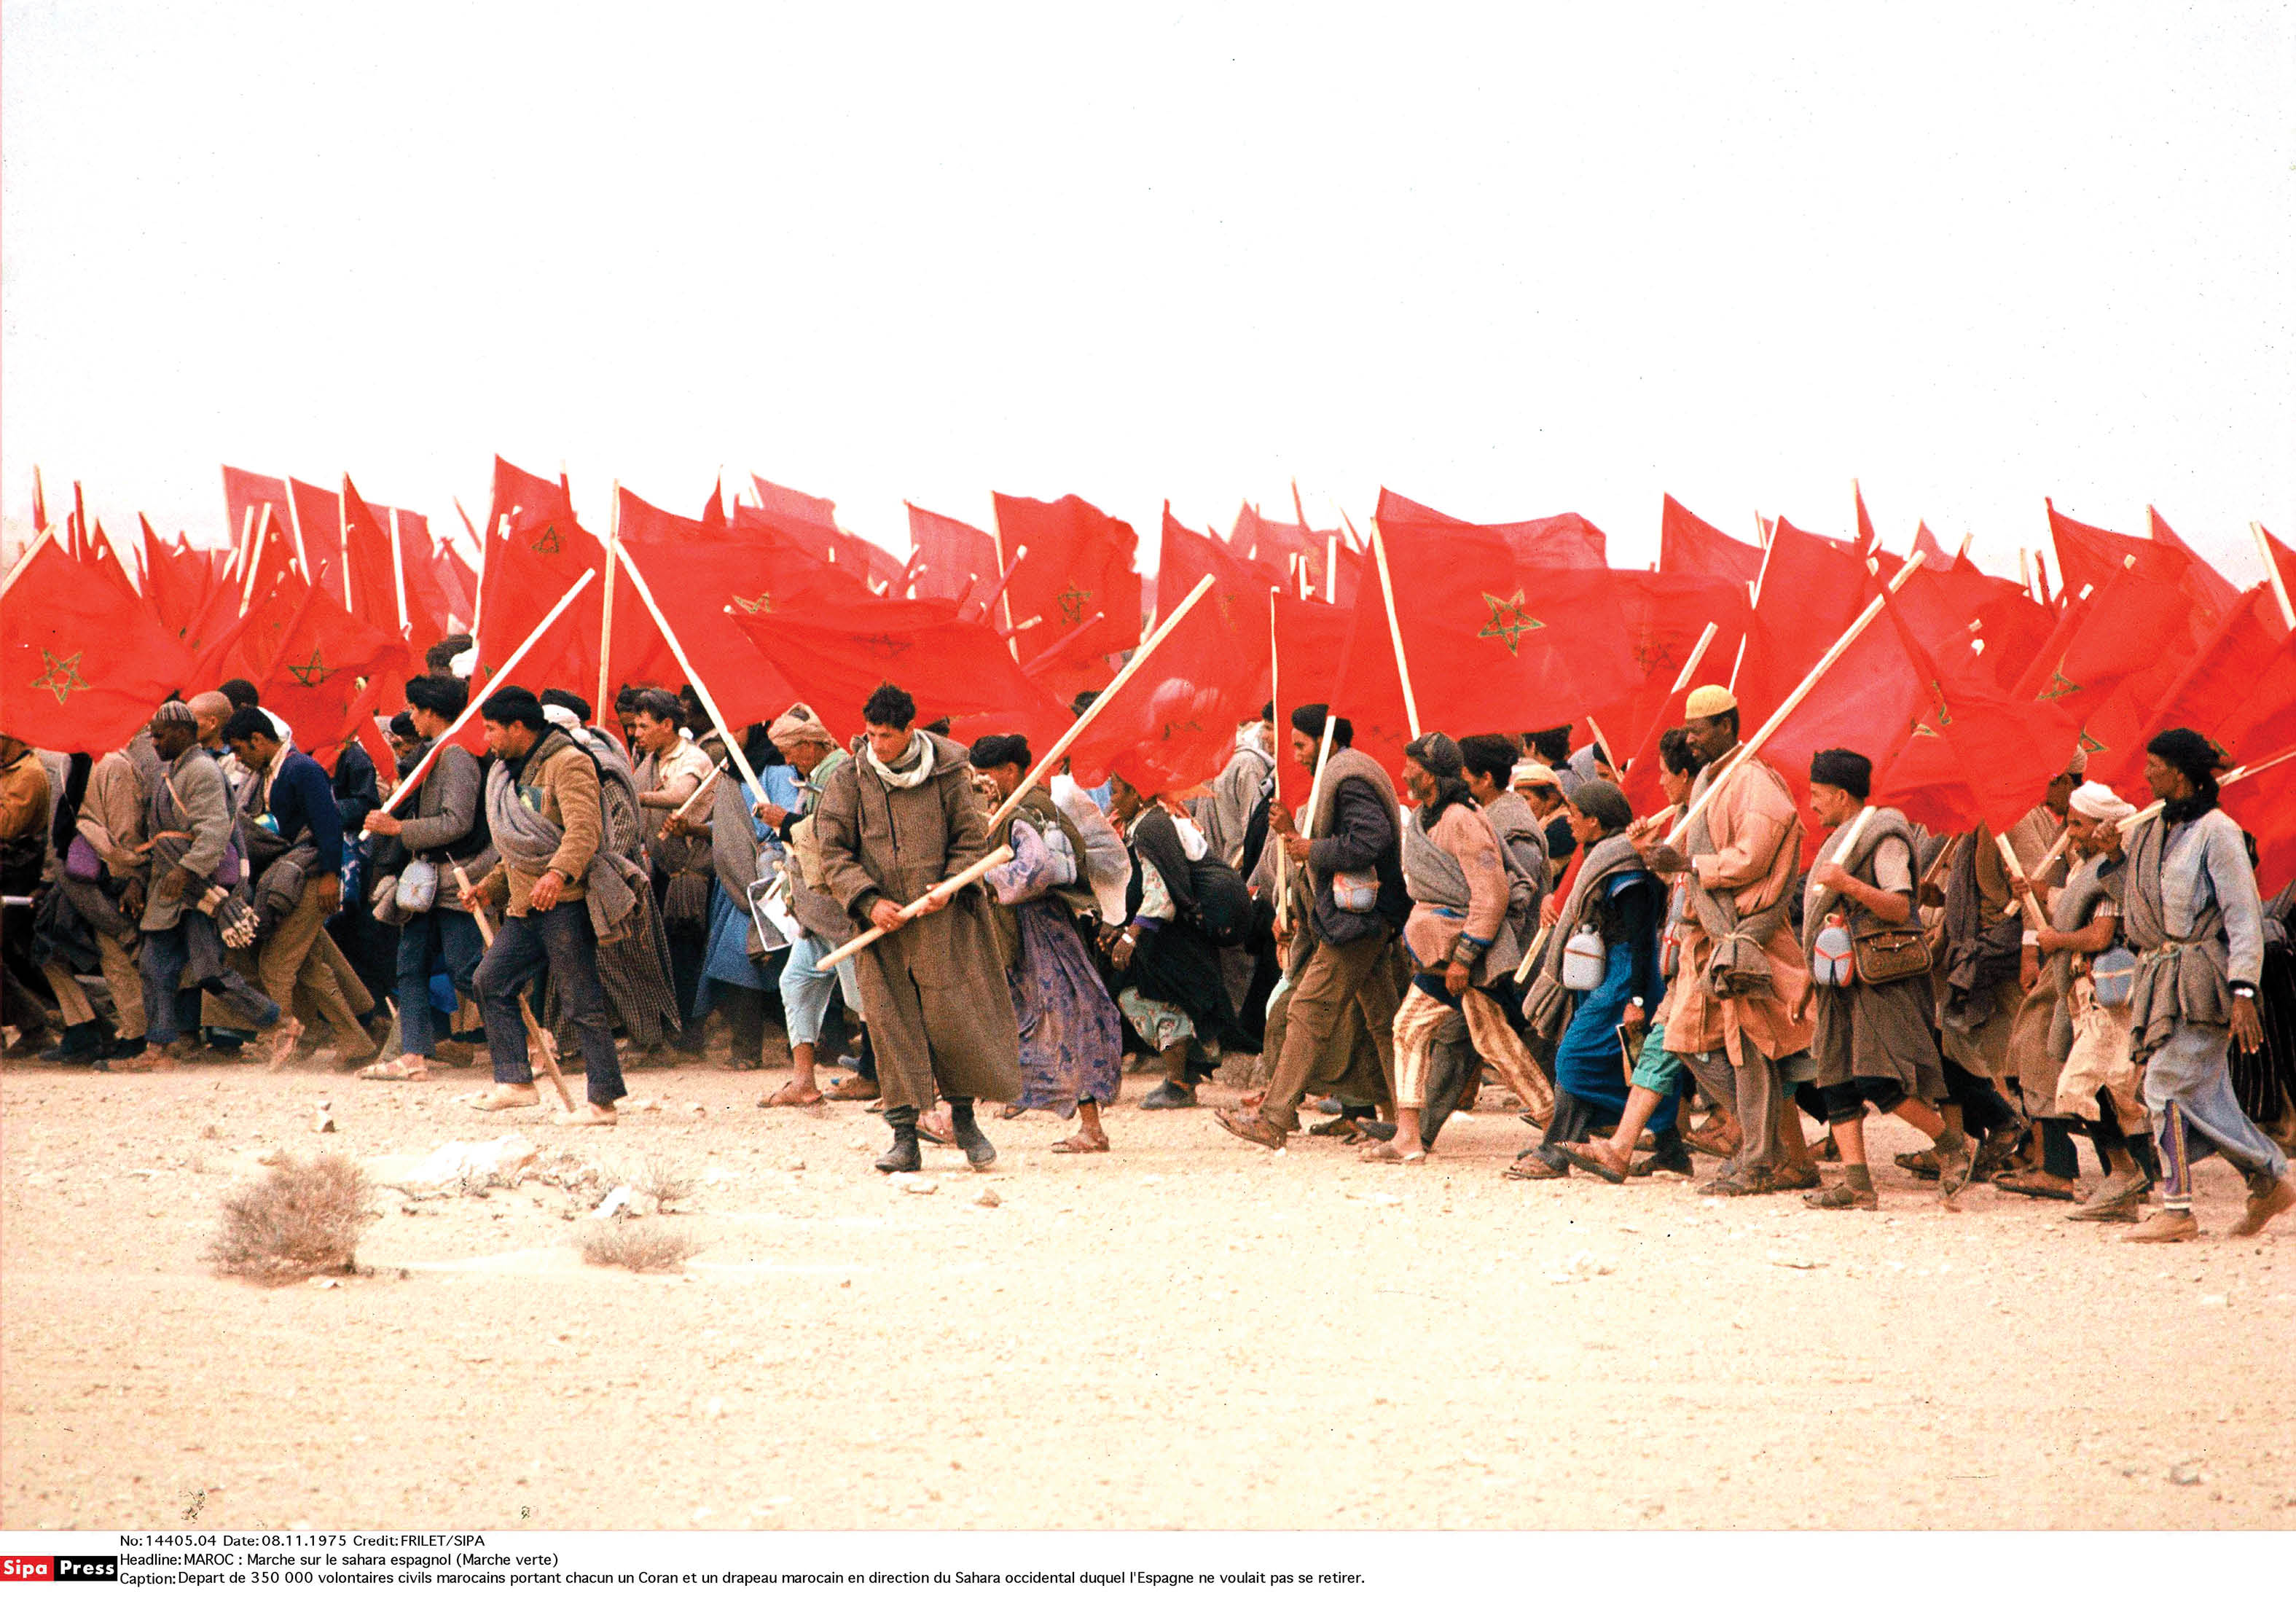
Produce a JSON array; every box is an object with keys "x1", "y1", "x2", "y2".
[
  {"x1": 1477, "y1": 590, "x2": 1543, "y2": 654},
  {"x1": 1631, "y1": 627, "x2": 1677, "y2": 678},
  {"x1": 30, "y1": 649, "x2": 89, "y2": 705},
  {"x1": 1057, "y1": 582, "x2": 1093, "y2": 625},
  {"x1": 2036, "y1": 656, "x2": 2080, "y2": 702},
  {"x1": 286, "y1": 649, "x2": 331, "y2": 687},
  {"x1": 860, "y1": 634, "x2": 912, "y2": 659},
  {"x1": 529, "y1": 523, "x2": 562, "y2": 555},
  {"x1": 732, "y1": 593, "x2": 775, "y2": 615},
  {"x1": 2077, "y1": 729, "x2": 2107, "y2": 759}
]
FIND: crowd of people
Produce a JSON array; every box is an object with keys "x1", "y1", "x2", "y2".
[{"x1": 5, "y1": 646, "x2": 2294, "y2": 1245}]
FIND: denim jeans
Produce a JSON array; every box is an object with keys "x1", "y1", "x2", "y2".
[
  {"x1": 474, "y1": 903, "x2": 626, "y2": 1108},
  {"x1": 777, "y1": 931, "x2": 862, "y2": 1047},
  {"x1": 395, "y1": 906, "x2": 485, "y2": 1057}
]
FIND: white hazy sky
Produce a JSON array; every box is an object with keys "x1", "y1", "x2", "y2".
[{"x1": 4, "y1": 1, "x2": 2292, "y2": 583}]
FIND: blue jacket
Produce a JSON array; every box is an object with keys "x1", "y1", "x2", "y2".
[{"x1": 254, "y1": 748, "x2": 345, "y2": 877}]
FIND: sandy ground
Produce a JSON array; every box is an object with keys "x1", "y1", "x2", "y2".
[{"x1": 2, "y1": 1044, "x2": 2292, "y2": 1534}]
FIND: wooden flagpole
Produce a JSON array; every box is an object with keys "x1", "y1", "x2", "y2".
[
  {"x1": 444, "y1": 859, "x2": 576, "y2": 1113},
  {"x1": 1367, "y1": 518, "x2": 1422, "y2": 738},
  {"x1": 2254, "y1": 523, "x2": 2295, "y2": 630},
  {"x1": 387, "y1": 507, "x2": 412, "y2": 636},
  {"x1": 2097, "y1": 745, "x2": 2296, "y2": 841},
  {"x1": 813, "y1": 845, "x2": 1017, "y2": 971},
  {"x1": 594, "y1": 481, "x2": 619, "y2": 720},
  {"x1": 335, "y1": 486, "x2": 355, "y2": 610},
  {"x1": 240, "y1": 504, "x2": 276, "y2": 615},
  {"x1": 608, "y1": 537, "x2": 765, "y2": 803},
  {"x1": 358, "y1": 567, "x2": 598, "y2": 838},
  {"x1": 984, "y1": 574, "x2": 1218, "y2": 836},
  {"x1": 1665, "y1": 553, "x2": 1928, "y2": 848},
  {"x1": 1017, "y1": 611, "x2": 1108, "y2": 680},
  {"x1": 0, "y1": 523, "x2": 59, "y2": 597}
]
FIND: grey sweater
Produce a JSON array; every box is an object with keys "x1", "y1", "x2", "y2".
[{"x1": 396, "y1": 743, "x2": 483, "y2": 859}]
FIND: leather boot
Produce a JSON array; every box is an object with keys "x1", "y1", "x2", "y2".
[
  {"x1": 2123, "y1": 1208, "x2": 2199, "y2": 1243},
  {"x1": 947, "y1": 1098, "x2": 996, "y2": 1170},
  {"x1": 874, "y1": 1106, "x2": 922, "y2": 1174}
]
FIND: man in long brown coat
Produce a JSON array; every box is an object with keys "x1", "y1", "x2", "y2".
[
  {"x1": 1636, "y1": 685, "x2": 1817, "y2": 1196},
  {"x1": 814, "y1": 682, "x2": 1020, "y2": 1173}
]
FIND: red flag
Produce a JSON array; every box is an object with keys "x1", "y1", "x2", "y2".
[
  {"x1": 611, "y1": 487, "x2": 807, "y2": 726},
  {"x1": 252, "y1": 563, "x2": 416, "y2": 761},
  {"x1": 1728, "y1": 515, "x2": 1872, "y2": 732},
  {"x1": 2145, "y1": 506, "x2": 2242, "y2": 625},
  {"x1": 748, "y1": 474, "x2": 841, "y2": 531},
  {"x1": 138, "y1": 516, "x2": 209, "y2": 628},
  {"x1": 991, "y1": 493, "x2": 1143, "y2": 698},
  {"x1": 1876, "y1": 617, "x2": 2082, "y2": 840},
  {"x1": 471, "y1": 455, "x2": 606, "y2": 695},
  {"x1": 2010, "y1": 550, "x2": 2204, "y2": 777},
  {"x1": 1230, "y1": 502, "x2": 1356, "y2": 604},
  {"x1": 2113, "y1": 585, "x2": 2295, "y2": 786},
  {"x1": 1853, "y1": 482, "x2": 1878, "y2": 554},
  {"x1": 1, "y1": 533, "x2": 195, "y2": 753},
  {"x1": 1374, "y1": 488, "x2": 1607, "y2": 569},
  {"x1": 745, "y1": 474, "x2": 904, "y2": 593},
  {"x1": 1658, "y1": 494, "x2": 1763, "y2": 587},
  {"x1": 338, "y1": 476, "x2": 408, "y2": 637},
  {"x1": 1065, "y1": 509, "x2": 1283, "y2": 795},
  {"x1": 729, "y1": 600, "x2": 1069, "y2": 756},
  {"x1": 906, "y1": 503, "x2": 1001, "y2": 606},
  {"x1": 222, "y1": 465, "x2": 289, "y2": 560}
]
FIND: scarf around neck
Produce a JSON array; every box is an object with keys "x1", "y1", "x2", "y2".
[{"x1": 864, "y1": 730, "x2": 936, "y2": 790}]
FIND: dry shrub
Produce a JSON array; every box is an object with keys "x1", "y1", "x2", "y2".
[
  {"x1": 579, "y1": 1219, "x2": 695, "y2": 1273},
  {"x1": 626, "y1": 1154, "x2": 694, "y2": 1206},
  {"x1": 208, "y1": 1154, "x2": 375, "y2": 1284}
]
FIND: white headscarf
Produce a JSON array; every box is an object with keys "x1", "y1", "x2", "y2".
[{"x1": 2069, "y1": 781, "x2": 2134, "y2": 824}]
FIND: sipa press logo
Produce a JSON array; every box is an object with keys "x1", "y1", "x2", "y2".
[{"x1": 0, "y1": 1555, "x2": 120, "y2": 1581}]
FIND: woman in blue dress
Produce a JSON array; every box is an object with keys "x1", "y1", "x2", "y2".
[{"x1": 1509, "y1": 779, "x2": 1666, "y2": 1179}]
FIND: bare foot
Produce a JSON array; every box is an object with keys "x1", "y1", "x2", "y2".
[
  {"x1": 554, "y1": 1103, "x2": 619, "y2": 1127},
  {"x1": 760, "y1": 1080, "x2": 823, "y2": 1109},
  {"x1": 1050, "y1": 1131, "x2": 1110, "y2": 1153},
  {"x1": 918, "y1": 1110, "x2": 957, "y2": 1146},
  {"x1": 471, "y1": 1085, "x2": 541, "y2": 1111},
  {"x1": 1359, "y1": 1141, "x2": 1426, "y2": 1165}
]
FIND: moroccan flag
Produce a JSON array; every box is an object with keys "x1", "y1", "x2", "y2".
[
  {"x1": 747, "y1": 474, "x2": 905, "y2": 593},
  {"x1": 2047, "y1": 499, "x2": 2158, "y2": 603},
  {"x1": 1065, "y1": 509, "x2": 1281, "y2": 796},
  {"x1": 728, "y1": 600, "x2": 1069, "y2": 755},
  {"x1": 2146, "y1": 506, "x2": 2242, "y2": 626},
  {"x1": 340, "y1": 476, "x2": 408, "y2": 638},
  {"x1": 1876, "y1": 612, "x2": 2081, "y2": 840},
  {"x1": 1, "y1": 533, "x2": 195, "y2": 753},
  {"x1": 471, "y1": 455, "x2": 606, "y2": 695},
  {"x1": 610, "y1": 487, "x2": 803, "y2": 726},
  {"x1": 906, "y1": 502, "x2": 1001, "y2": 606},
  {"x1": 1374, "y1": 488, "x2": 1607, "y2": 569},
  {"x1": 1854, "y1": 483, "x2": 1878, "y2": 553},
  {"x1": 2115, "y1": 585, "x2": 2296, "y2": 786},
  {"x1": 223, "y1": 465, "x2": 291, "y2": 566},
  {"x1": 992, "y1": 493, "x2": 1144, "y2": 700},
  {"x1": 1231, "y1": 502, "x2": 1357, "y2": 606},
  {"x1": 2010, "y1": 550, "x2": 2203, "y2": 777},
  {"x1": 1890, "y1": 544, "x2": 2056, "y2": 691},
  {"x1": 1726, "y1": 515, "x2": 1871, "y2": 732},
  {"x1": 253, "y1": 563, "x2": 416, "y2": 761},
  {"x1": 138, "y1": 517, "x2": 213, "y2": 631},
  {"x1": 1266, "y1": 587, "x2": 1363, "y2": 810},
  {"x1": 1658, "y1": 494, "x2": 1763, "y2": 587}
]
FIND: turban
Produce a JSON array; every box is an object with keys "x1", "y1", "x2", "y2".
[
  {"x1": 152, "y1": 700, "x2": 198, "y2": 729},
  {"x1": 1683, "y1": 684, "x2": 1738, "y2": 720},
  {"x1": 1403, "y1": 731, "x2": 1462, "y2": 778},
  {"x1": 1809, "y1": 748, "x2": 1873, "y2": 799},
  {"x1": 539, "y1": 687, "x2": 592, "y2": 723},
  {"x1": 2069, "y1": 781, "x2": 2135, "y2": 824},
  {"x1": 1511, "y1": 761, "x2": 1560, "y2": 790},
  {"x1": 1289, "y1": 704, "x2": 1353, "y2": 748},
  {"x1": 1569, "y1": 778, "x2": 1634, "y2": 834},
  {"x1": 769, "y1": 703, "x2": 833, "y2": 750}
]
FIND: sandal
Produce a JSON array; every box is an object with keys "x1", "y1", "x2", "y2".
[
  {"x1": 1992, "y1": 1170, "x2": 2078, "y2": 1201},
  {"x1": 760, "y1": 1081, "x2": 823, "y2": 1109},
  {"x1": 823, "y1": 1075, "x2": 879, "y2": 1102},
  {"x1": 1310, "y1": 1115, "x2": 1363, "y2": 1140},
  {"x1": 1359, "y1": 1141, "x2": 1425, "y2": 1165},
  {"x1": 1050, "y1": 1132, "x2": 1110, "y2": 1154},
  {"x1": 1683, "y1": 1117, "x2": 1741, "y2": 1159},
  {"x1": 358, "y1": 1057, "x2": 434, "y2": 1082},
  {"x1": 918, "y1": 1111, "x2": 957, "y2": 1146},
  {"x1": 1557, "y1": 1141, "x2": 1628, "y2": 1184},
  {"x1": 1503, "y1": 1152, "x2": 1569, "y2": 1181},
  {"x1": 1804, "y1": 1181, "x2": 1878, "y2": 1211}
]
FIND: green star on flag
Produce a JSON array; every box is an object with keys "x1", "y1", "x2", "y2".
[
  {"x1": 30, "y1": 649, "x2": 89, "y2": 705},
  {"x1": 1057, "y1": 582, "x2": 1094, "y2": 625},
  {"x1": 286, "y1": 649, "x2": 331, "y2": 687},
  {"x1": 732, "y1": 593, "x2": 775, "y2": 615},
  {"x1": 529, "y1": 523, "x2": 562, "y2": 555},
  {"x1": 1477, "y1": 590, "x2": 1543, "y2": 654}
]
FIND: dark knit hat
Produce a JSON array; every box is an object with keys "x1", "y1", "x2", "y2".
[{"x1": 1809, "y1": 748, "x2": 1873, "y2": 799}]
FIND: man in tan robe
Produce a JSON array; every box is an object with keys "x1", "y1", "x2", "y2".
[
  {"x1": 1635, "y1": 685, "x2": 1815, "y2": 1195},
  {"x1": 815, "y1": 682, "x2": 1021, "y2": 1175}
]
